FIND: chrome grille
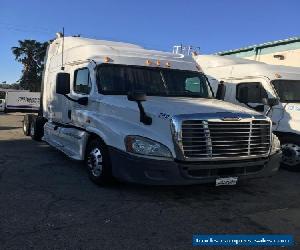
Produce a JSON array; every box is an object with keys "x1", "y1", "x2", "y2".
[{"x1": 181, "y1": 120, "x2": 271, "y2": 159}]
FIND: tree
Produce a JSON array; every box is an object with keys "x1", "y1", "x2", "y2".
[
  {"x1": 12, "y1": 40, "x2": 48, "y2": 92},
  {"x1": 0, "y1": 83, "x2": 21, "y2": 90}
]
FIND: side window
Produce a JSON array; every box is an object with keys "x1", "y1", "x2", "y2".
[
  {"x1": 185, "y1": 77, "x2": 201, "y2": 93},
  {"x1": 236, "y1": 82, "x2": 267, "y2": 103},
  {"x1": 184, "y1": 76, "x2": 208, "y2": 96},
  {"x1": 74, "y1": 68, "x2": 91, "y2": 94}
]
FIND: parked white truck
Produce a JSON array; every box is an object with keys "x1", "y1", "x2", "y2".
[
  {"x1": 194, "y1": 55, "x2": 300, "y2": 171},
  {"x1": 23, "y1": 36, "x2": 281, "y2": 185},
  {"x1": 3, "y1": 91, "x2": 40, "y2": 112}
]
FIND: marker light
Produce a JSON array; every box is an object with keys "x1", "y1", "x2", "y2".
[
  {"x1": 156, "y1": 60, "x2": 161, "y2": 66},
  {"x1": 146, "y1": 60, "x2": 152, "y2": 65},
  {"x1": 104, "y1": 57, "x2": 111, "y2": 63},
  {"x1": 275, "y1": 73, "x2": 282, "y2": 78},
  {"x1": 165, "y1": 62, "x2": 171, "y2": 67}
]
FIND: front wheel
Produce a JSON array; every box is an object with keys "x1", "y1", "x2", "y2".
[
  {"x1": 281, "y1": 140, "x2": 300, "y2": 172},
  {"x1": 85, "y1": 138, "x2": 113, "y2": 185}
]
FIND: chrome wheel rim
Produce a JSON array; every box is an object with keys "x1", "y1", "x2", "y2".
[
  {"x1": 282, "y1": 143, "x2": 300, "y2": 167},
  {"x1": 87, "y1": 147, "x2": 103, "y2": 177}
]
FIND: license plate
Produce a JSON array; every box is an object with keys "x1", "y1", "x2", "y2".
[{"x1": 216, "y1": 177, "x2": 238, "y2": 186}]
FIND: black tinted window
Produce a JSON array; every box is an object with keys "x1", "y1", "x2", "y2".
[
  {"x1": 272, "y1": 80, "x2": 300, "y2": 102},
  {"x1": 236, "y1": 82, "x2": 267, "y2": 103},
  {"x1": 74, "y1": 68, "x2": 91, "y2": 94},
  {"x1": 96, "y1": 64, "x2": 210, "y2": 98}
]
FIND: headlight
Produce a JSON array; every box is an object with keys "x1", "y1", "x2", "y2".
[
  {"x1": 271, "y1": 134, "x2": 281, "y2": 154},
  {"x1": 125, "y1": 135, "x2": 172, "y2": 159}
]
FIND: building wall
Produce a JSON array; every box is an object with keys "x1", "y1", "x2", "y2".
[
  {"x1": 244, "y1": 48, "x2": 300, "y2": 67},
  {"x1": 219, "y1": 38, "x2": 300, "y2": 68}
]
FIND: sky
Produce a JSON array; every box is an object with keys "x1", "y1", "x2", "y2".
[{"x1": 0, "y1": 0, "x2": 299, "y2": 83}]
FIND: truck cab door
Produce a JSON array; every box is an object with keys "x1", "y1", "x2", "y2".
[
  {"x1": 230, "y1": 79, "x2": 273, "y2": 113},
  {"x1": 230, "y1": 78, "x2": 283, "y2": 129},
  {"x1": 68, "y1": 67, "x2": 92, "y2": 125}
]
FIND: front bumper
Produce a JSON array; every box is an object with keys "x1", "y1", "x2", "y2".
[{"x1": 109, "y1": 147, "x2": 281, "y2": 185}]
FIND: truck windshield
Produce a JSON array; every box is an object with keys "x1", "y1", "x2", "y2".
[
  {"x1": 96, "y1": 64, "x2": 212, "y2": 98},
  {"x1": 272, "y1": 80, "x2": 300, "y2": 103}
]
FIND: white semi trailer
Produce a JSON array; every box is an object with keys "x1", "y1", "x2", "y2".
[
  {"x1": 194, "y1": 55, "x2": 300, "y2": 171},
  {"x1": 3, "y1": 91, "x2": 40, "y2": 112},
  {"x1": 23, "y1": 36, "x2": 281, "y2": 185}
]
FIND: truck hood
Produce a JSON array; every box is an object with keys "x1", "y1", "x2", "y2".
[
  {"x1": 141, "y1": 96, "x2": 260, "y2": 117},
  {"x1": 81, "y1": 96, "x2": 265, "y2": 154}
]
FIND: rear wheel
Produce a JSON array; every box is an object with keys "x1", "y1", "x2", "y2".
[
  {"x1": 85, "y1": 138, "x2": 113, "y2": 185},
  {"x1": 23, "y1": 115, "x2": 32, "y2": 136},
  {"x1": 30, "y1": 116, "x2": 46, "y2": 141}
]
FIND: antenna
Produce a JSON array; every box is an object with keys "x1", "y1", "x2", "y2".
[
  {"x1": 61, "y1": 27, "x2": 65, "y2": 70},
  {"x1": 172, "y1": 44, "x2": 200, "y2": 56}
]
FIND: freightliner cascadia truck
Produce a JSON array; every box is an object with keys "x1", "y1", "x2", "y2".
[{"x1": 23, "y1": 35, "x2": 281, "y2": 185}]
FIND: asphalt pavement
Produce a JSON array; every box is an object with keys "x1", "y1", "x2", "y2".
[{"x1": 0, "y1": 113, "x2": 299, "y2": 250}]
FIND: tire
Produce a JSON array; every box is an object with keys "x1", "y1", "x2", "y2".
[
  {"x1": 280, "y1": 136, "x2": 300, "y2": 172},
  {"x1": 23, "y1": 114, "x2": 33, "y2": 136},
  {"x1": 85, "y1": 138, "x2": 113, "y2": 185},
  {"x1": 30, "y1": 116, "x2": 46, "y2": 141}
]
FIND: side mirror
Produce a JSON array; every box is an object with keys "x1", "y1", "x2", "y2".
[
  {"x1": 262, "y1": 98, "x2": 279, "y2": 107},
  {"x1": 216, "y1": 82, "x2": 226, "y2": 100},
  {"x1": 127, "y1": 91, "x2": 152, "y2": 125},
  {"x1": 56, "y1": 73, "x2": 70, "y2": 95},
  {"x1": 127, "y1": 91, "x2": 147, "y2": 102}
]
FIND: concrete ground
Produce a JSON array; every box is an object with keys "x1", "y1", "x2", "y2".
[{"x1": 0, "y1": 113, "x2": 299, "y2": 250}]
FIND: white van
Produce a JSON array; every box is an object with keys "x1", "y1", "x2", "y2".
[
  {"x1": 23, "y1": 36, "x2": 281, "y2": 185},
  {"x1": 194, "y1": 55, "x2": 299, "y2": 171}
]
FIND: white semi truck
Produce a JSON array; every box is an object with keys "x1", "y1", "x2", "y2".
[
  {"x1": 194, "y1": 55, "x2": 300, "y2": 171},
  {"x1": 23, "y1": 36, "x2": 281, "y2": 185}
]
